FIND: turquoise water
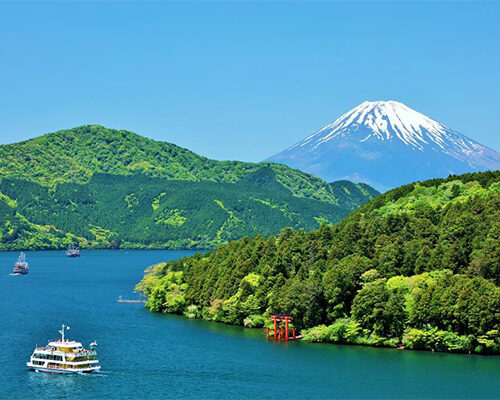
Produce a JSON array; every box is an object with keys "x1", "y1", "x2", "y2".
[{"x1": 1, "y1": 250, "x2": 498, "y2": 399}]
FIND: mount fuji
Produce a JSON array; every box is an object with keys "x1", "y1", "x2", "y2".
[{"x1": 266, "y1": 100, "x2": 500, "y2": 190}]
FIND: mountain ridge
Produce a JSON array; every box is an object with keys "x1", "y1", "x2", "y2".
[{"x1": 0, "y1": 124, "x2": 359, "y2": 204}]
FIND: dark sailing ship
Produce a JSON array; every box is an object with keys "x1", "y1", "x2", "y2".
[
  {"x1": 66, "y1": 245, "x2": 80, "y2": 258},
  {"x1": 13, "y1": 252, "x2": 29, "y2": 275}
]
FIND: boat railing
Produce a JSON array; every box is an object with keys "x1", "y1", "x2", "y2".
[
  {"x1": 72, "y1": 351, "x2": 97, "y2": 357},
  {"x1": 35, "y1": 348, "x2": 96, "y2": 357}
]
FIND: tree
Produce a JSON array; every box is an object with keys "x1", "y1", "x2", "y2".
[{"x1": 351, "y1": 279, "x2": 389, "y2": 335}]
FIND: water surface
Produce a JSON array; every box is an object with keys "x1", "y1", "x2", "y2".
[{"x1": 0, "y1": 250, "x2": 498, "y2": 399}]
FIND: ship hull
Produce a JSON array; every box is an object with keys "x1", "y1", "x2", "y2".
[
  {"x1": 28, "y1": 366, "x2": 100, "y2": 374},
  {"x1": 13, "y1": 269, "x2": 28, "y2": 275}
]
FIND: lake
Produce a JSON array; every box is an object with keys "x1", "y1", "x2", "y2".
[{"x1": 1, "y1": 250, "x2": 498, "y2": 399}]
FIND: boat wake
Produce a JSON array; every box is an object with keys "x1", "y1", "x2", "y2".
[{"x1": 93, "y1": 370, "x2": 109, "y2": 375}]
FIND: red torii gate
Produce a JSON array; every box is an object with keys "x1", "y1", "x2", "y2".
[{"x1": 266, "y1": 313, "x2": 296, "y2": 342}]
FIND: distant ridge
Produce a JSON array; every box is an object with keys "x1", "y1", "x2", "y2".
[
  {"x1": 0, "y1": 124, "x2": 371, "y2": 203},
  {"x1": 0, "y1": 125, "x2": 379, "y2": 250},
  {"x1": 267, "y1": 101, "x2": 500, "y2": 190}
]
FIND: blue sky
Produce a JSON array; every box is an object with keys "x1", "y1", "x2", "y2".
[{"x1": 0, "y1": 1, "x2": 499, "y2": 162}]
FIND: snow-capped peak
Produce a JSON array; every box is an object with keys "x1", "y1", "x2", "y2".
[
  {"x1": 338, "y1": 100, "x2": 448, "y2": 147},
  {"x1": 267, "y1": 100, "x2": 500, "y2": 190},
  {"x1": 291, "y1": 100, "x2": 486, "y2": 160}
]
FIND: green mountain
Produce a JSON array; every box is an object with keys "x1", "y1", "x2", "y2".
[
  {"x1": 0, "y1": 125, "x2": 378, "y2": 250},
  {"x1": 137, "y1": 170, "x2": 500, "y2": 354}
]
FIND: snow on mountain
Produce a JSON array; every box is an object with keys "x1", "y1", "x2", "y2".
[{"x1": 267, "y1": 101, "x2": 500, "y2": 190}]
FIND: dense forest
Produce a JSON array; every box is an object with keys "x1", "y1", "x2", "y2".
[
  {"x1": 137, "y1": 170, "x2": 500, "y2": 354},
  {"x1": 0, "y1": 125, "x2": 378, "y2": 250},
  {"x1": 0, "y1": 171, "x2": 375, "y2": 250}
]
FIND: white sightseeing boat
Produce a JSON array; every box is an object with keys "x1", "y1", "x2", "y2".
[{"x1": 27, "y1": 324, "x2": 100, "y2": 374}]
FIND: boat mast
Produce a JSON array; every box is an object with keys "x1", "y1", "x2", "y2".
[{"x1": 59, "y1": 324, "x2": 69, "y2": 342}]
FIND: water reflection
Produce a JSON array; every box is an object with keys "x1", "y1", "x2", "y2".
[{"x1": 152, "y1": 312, "x2": 264, "y2": 340}]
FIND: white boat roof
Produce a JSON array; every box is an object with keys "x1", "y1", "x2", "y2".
[{"x1": 48, "y1": 340, "x2": 83, "y2": 348}]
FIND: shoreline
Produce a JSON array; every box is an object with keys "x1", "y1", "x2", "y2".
[
  {"x1": 0, "y1": 246, "x2": 211, "y2": 252},
  {"x1": 143, "y1": 307, "x2": 498, "y2": 357}
]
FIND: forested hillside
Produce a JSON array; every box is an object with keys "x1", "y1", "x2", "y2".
[
  {"x1": 0, "y1": 125, "x2": 378, "y2": 249},
  {"x1": 0, "y1": 125, "x2": 376, "y2": 203},
  {"x1": 137, "y1": 170, "x2": 500, "y2": 354}
]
